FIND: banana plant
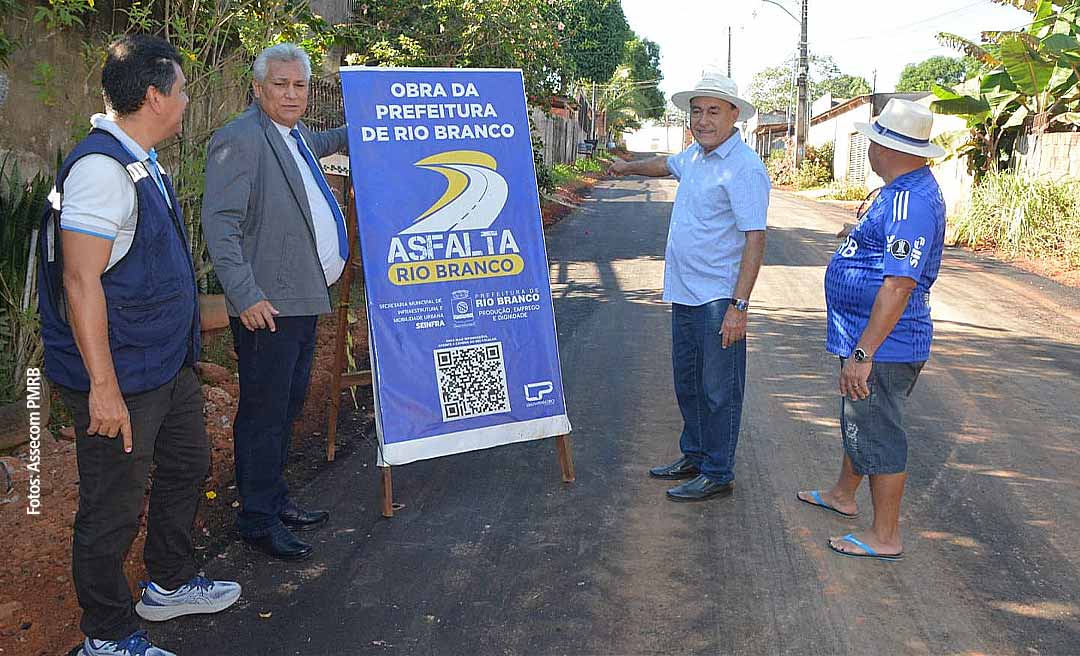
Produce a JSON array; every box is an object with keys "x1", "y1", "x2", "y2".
[{"x1": 932, "y1": 0, "x2": 1080, "y2": 179}]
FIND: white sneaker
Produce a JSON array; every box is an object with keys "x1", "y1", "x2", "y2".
[
  {"x1": 135, "y1": 574, "x2": 242, "y2": 622},
  {"x1": 79, "y1": 630, "x2": 176, "y2": 656}
]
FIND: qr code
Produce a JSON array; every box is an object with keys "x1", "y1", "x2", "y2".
[{"x1": 434, "y1": 341, "x2": 511, "y2": 422}]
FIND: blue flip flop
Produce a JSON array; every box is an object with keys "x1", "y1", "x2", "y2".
[
  {"x1": 797, "y1": 490, "x2": 858, "y2": 518},
  {"x1": 828, "y1": 533, "x2": 903, "y2": 562}
]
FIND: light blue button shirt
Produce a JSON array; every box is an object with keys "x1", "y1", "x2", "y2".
[{"x1": 663, "y1": 131, "x2": 770, "y2": 305}]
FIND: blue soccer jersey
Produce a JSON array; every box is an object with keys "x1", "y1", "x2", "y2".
[{"x1": 824, "y1": 166, "x2": 946, "y2": 362}]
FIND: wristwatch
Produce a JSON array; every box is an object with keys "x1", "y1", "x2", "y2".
[
  {"x1": 731, "y1": 298, "x2": 750, "y2": 312},
  {"x1": 852, "y1": 347, "x2": 872, "y2": 363}
]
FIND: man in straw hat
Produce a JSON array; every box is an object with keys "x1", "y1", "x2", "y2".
[
  {"x1": 797, "y1": 98, "x2": 947, "y2": 561},
  {"x1": 609, "y1": 72, "x2": 769, "y2": 502}
]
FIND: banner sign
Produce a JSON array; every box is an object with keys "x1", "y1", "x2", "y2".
[{"x1": 340, "y1": 67, "x2": 571, "y2": 465}]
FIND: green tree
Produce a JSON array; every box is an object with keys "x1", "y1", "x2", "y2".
[
  {"x1": 556, "y1": 0, "x2": 631, "y2": 83},
  {"x1": 748, "y1": 64, "x2": 794, "y2": 114},
  {"x1": 748, "y1": 55, "x2": 870, "y2": 113},
  {"x1": 896, "y1": 55, "x2": 980, "y2": 92},
  {"x1": 817, "y1": 74, "x2": 871, "y2": 99},
  {"x1": 346, "y1": 0, "x2": 572, "y2": 102},
  {"x1": 623, "y1": 36, "x2": 664, "y2": 120}
]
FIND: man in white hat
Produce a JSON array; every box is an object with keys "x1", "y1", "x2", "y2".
[
  {"x1": 608, "y1": 73, "x2": 769, "y2": 502},
  {"x1": 797, "y1": 98, "x2": 947, "y2": 561}
]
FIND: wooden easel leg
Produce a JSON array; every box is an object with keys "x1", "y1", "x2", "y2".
[
  {"x1": 325, "y1": 185, "x2": 360, "y2": 462},
  {"x1": 555, "y1": 435, "x2": 575, "y2": 483},
  {"x1": 380, "y1": 466, "x2": 394, "y2": 517},
  {"x1": 326, "y1": 391, "x2": 341, "y2": 462}
]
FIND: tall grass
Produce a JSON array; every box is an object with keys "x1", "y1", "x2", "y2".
[
  {"x1": 954, "y1": 172, "x2": 1080, "y2": 268},
  {"x1": 824, "y1": 180, "x2": 870, "y2": 201},
  {"x1": 0, "y1": 157, "x2": 51, "y2": 403}
]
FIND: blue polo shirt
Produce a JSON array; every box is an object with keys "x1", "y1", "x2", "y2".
[
  {"x1": 664, "y1": 132, "x2": 770, "y2": 306},
  {"x1": 825, "y1": 166, "x2": 946, "y2": 362}
]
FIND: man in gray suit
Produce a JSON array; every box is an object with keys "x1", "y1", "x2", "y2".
[{"x1": 202, "y1": 43, "x2": 348, "y2": 561}]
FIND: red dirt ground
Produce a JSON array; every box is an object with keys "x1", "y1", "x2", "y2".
[{"x1": 0, "y1": 313, "x2": 369, "y2": 656}]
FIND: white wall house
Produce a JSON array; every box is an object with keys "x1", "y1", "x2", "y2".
[
  {"x1": 623, "y1": 121, "x2": 688, "y2": 154},
  {"x1": 808, "y1": 93, "x2": 931, "y2": 192}
]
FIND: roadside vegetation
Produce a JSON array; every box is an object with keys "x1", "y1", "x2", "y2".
[
  {"x1": 766, "y1": 141, "x2": 834, "y2": 190},
  {"x1": 954, "y1": 172, "x2": 1080, "y2": 268}
]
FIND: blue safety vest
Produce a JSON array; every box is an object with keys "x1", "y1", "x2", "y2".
[{"x1": 38, "y1": 129, "x2": 200, "y2": 394}]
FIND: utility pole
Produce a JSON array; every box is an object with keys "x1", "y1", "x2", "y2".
[
  {"x1": 727, "y1": 26, "x2": 732, "y2": 78},
  {"x1": 872, "y1": 69, "x2": 877, "y2": 95},
  {"x1": 794, "y1": 0, "x2": 809, "y2": 168}
]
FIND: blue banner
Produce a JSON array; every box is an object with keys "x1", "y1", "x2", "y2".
[{"x1": 340, "y1": 67, "x2": 571, "y2": 465}]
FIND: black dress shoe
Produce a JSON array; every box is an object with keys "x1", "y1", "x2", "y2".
[
  {"x1": 243, "y1": 526, "x2": 313, "y2": 561},
  {"x1": 279, "y1": 506, "x2": 330, "y2": 532},
  {"x1": 666, "y1": 474, "x2": 734, "y2": 502},
  {"x1": 648, "y1": 456, "x2": 701, "y2": 480}
]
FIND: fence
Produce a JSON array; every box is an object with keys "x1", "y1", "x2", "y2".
[{"x1": 531, "y1": 108, "x2": 585, "y2": 167}]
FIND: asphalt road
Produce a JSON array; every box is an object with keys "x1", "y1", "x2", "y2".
[{"x1": 155, "y1": 172, "x2": 1080, "y2": 655}]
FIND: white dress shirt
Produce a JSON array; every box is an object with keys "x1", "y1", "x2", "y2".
[{"x1": 272, "y1": 120, "x2": 346, "y2": 286}]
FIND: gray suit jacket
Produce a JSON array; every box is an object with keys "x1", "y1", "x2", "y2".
[{"x1": 202, "y1": 102, "x2": 348, "y2": 317}]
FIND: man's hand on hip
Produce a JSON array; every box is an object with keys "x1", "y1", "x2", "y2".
[
  {"x1": 240, "y1": 299, "x2": 280, "y2": 332},
  {"x1": 88, "y1": 381, "x2": 133, "y2": 453},
  {"x1": 720, "y1": 305, "x2": 747, "y2": 349},
  {"x1": 840, "y1": 359, "x2": 873, "y2": 401}
]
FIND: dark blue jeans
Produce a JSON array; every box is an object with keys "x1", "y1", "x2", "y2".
[
  {"x1": 231, "y1": 315, "x2": 318, "y2": 538},
  {"x1": 672, "y1": 300, "x2": 746, "y2": 484}
]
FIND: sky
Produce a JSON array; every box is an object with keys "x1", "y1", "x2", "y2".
[{"x1": 619, "y1": 0, "x2": 1033, "y2": 106}]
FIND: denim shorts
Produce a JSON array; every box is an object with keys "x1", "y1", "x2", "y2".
[{"x1": 840, "y1": 359, "x2": 925, "y2": 475}]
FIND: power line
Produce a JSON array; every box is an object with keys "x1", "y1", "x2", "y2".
[{"x1": 828, "y1": 0, "x2": 987, "y2": 43}]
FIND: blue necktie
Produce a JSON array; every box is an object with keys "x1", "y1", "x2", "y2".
[
  {"x1": 290, "y1": 128, "x2": 349, "y2": 261},
  {"x1": 145, "y1": 149, "x2": 170, "y2": 206}
]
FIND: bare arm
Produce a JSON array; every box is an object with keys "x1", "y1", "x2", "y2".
[
  {"x1": 720, "y1": 230, "x2": 767, "y2": 348},
  {"x1": 61, "y1": 231, "x2": 132, "y2": 452},
  {"x1": 608, "y1": 156, "x2": 672, "y2": 178},
  {"x1": 839, "y1": 275, "x2": 917, "y2": 400}
]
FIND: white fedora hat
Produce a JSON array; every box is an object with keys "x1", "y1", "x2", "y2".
[
  {"x1": 854, "y1": 98, "x2": 945, "y2": 158},
  {"x1": 671, "y1": 72, "x2": 756, "y2": 121}
]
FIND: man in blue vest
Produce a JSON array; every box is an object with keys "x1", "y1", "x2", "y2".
[
  {"x1": 38, "y1": 35, "x2": 240, "y2": 656},
  {"x1": 203, "y1": 43, "x2": 349, "y2": 561},
  {"x1": 797, "y1": 99, "x2": 947, "y2": 562}
]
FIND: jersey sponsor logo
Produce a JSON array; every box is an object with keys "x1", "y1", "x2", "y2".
[
  {"x1": 910, "y1": 236, "x2": 926, "y2": 268},
  {"x1": 837, "y1": 236, "x2": 858, "y2": 258},
  {"x1": 887, "y1": 235, "x2": 910, "y2": 260},
  {"x1": 892, "y1": 190, "x2": 909, "y2": 222}
]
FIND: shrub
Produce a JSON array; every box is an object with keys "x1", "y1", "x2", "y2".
[
  {"x1": 533, "y1": 135, "x2": 556, "y2": 193},
  {"x1": 792, "y1": 160, "x2": 832, "y2": 190},
  {"x1": 574, "y1": 156, "x2": 605, "y2": 175},
  {"x1": 551, "y1": 163, "x2": 577, "y2": 188},
  {"x1": 824, "y1": 180, "x2": 870, "y2": 201},
  {"x1": 954, "y1": 172, "x2": 1080, "y2": 268},
  {"x1": 766, "y1": 150, "x2": 794, "y2": 186},
  {"x1": 807, "y1": 141, "x2": 834, "y2": 172}
]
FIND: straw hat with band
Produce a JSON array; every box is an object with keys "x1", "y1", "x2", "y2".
[
  {"x1": 854, "y1": 98, "x2": 945, "y2": 159},
  {"x1": 671, "y1": 72, "x2": 756, "y2": 122}
]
